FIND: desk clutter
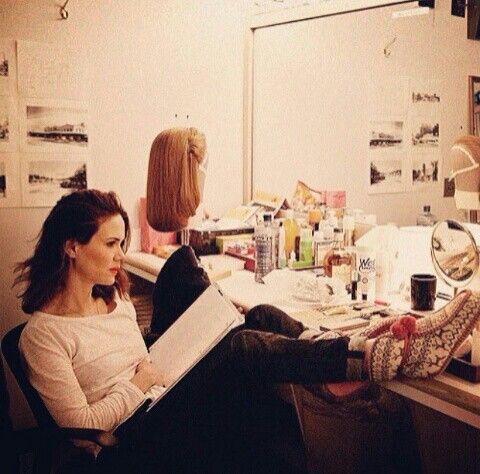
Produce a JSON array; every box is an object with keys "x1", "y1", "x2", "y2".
[
  {"x1": 136, "y1": 182, "x2": 480, "y2": 382},
  {"x1": 290, "y1": 302, "x2": 401, "y2": 333}
]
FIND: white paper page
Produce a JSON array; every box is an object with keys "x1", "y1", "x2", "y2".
[{"x1": 147, "y1": 285, "x2": 243, "y2": 409}]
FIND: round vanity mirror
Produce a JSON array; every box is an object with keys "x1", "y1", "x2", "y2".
[{"x1": 431, "y1": 219, "x2": 480, "y2": 289}]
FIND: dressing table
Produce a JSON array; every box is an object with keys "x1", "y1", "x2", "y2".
[{"x1": 124, "y1": 225, "x2": 480, "y2": 473}]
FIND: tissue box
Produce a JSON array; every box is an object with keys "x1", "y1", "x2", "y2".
[{"x1": 216, "y1": 233, "x2": 254, "y2": 253}]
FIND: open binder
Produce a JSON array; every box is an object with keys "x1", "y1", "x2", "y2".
[{"x1": 114, "y1": 285, "x2": 243, "y2": 435}]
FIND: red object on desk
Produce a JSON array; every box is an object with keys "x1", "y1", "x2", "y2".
[{"x1": 225, "y1": 250, "x2": 255, "y2": 272}]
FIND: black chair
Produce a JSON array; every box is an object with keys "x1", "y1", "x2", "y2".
[
  {"x1": 0, "y1": 347, "x2": 18, "y2": 473},
  {"x1": 1, "y1": 323, "x2": 118, "y2": 474}
]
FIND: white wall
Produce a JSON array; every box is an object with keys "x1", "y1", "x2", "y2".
[
  {"x1": 0, "y1": 0, "x2": 248, "y2": 429},
  {"x1": 251, "y1": 0, "x2": 477, "y2": 225}
]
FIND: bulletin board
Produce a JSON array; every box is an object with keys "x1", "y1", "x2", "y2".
[{"x1": 250, "y1": 1, "x2": 480, "y2": 225}]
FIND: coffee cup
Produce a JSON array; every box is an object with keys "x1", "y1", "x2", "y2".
[{"x1": 411, "y1": 274, "x2": 436, "y2": 311}]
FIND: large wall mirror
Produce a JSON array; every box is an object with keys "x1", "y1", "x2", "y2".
[{"x1": 244, "y1": 0, "x2": 480, "y2": 225}]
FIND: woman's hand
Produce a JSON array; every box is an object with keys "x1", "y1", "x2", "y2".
[{"x1": 130, "y1": 358, "x2": 159, "y2": 393}]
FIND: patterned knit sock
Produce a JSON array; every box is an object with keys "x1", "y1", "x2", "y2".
[
  {"x1": 367, "y1": 329, "x2": 405, "y2": 381},
  {"x1": 400, "y1": 290, "x2": 480, "y2": 378},
  {"x1": 367, "y1": 290, "x2": 480, "y2": 381}
]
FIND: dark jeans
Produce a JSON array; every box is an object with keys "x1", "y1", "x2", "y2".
[
  {"x1": 108, "y1": 247, "x2": 359, "y2": 472},
  {"x1": 101, "y1": 305, "x2": 352, "y2": 473},
  {"x1": 232, "y1": 304, "x2": 350, "y2": 384}
]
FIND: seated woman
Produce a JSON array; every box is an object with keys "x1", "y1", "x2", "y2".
[{"x1": 14, "y1": 133, "x2": 480, "y2": 471}]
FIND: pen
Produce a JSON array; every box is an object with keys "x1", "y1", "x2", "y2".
[{"x1": 436, "y1": 292, "x2": 451, "y2": 301}]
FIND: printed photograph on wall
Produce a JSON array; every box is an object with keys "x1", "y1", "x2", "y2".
[
  {"x1": 0, "y1": 95, "x2": 18, "y2": 152},
  {"x1": 20, "y1": 99, "x2": 88, "y2": 153},
  {"x1": 469, "y1": 76, "x2": 480, "y2": 136},
  {"x1": 368, "y1": 158, "x2": 404, "y2": 194},
  {"x1": 21, "y1": 156, "x2": 87, "y2": 207},
  {"x1": 369, "y1": 120, "x2": 404, "y2": 150},
  {"x1": 412, "y1": 157, "x2": 439, "y2": 187},
  {"x1": 0, "y1": 39, "x2": 16, "y2": 96},
  {"x1": 411, "y1": 91, "x2": 440, "y2": 104},
  {"x1": 0, "y1": 153, "x2": 21, "y2": 207},
  {"x1": 411, "y1": 118, "x2": 439, "y2": 148}
]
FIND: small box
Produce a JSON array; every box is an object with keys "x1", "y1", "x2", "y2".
[
  {"x1": 189, "y1": 227, "x2": 254, "y2": 255},
  {"x1": 225, "y1": 250, "x2": 255, "y2": 272},
  {"x1": 215, "y1": 233, "x2": 254, "y2": 254}
]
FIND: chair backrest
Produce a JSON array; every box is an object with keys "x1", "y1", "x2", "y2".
[{"x1": 1, "y1": 323, "x2": 57, "y2": 431}]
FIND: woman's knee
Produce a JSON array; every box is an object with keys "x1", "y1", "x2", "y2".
[{"x1": 244, "y1": 304, "x2": 278, "y2": 326}]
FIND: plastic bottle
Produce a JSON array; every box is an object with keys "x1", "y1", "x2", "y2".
[
  {"x1": 278, "y1": 222, "x2": 286, "y2": 269},
  {"x1": 283, "y1": 209, "x2": 299, "y2": 262},
  {"x1": 416, "y1": 205, "x2": 437, "y2": 226},
  {"x1": 324, "y1": 229, "x2": 352, "y2": 286},
  {"x1": 254, "y1": 218, "x2": 274, "y2": 283},
  {"x1": 263, "y1": 213, "x2": 279, "y2": 269},
  {"x1": 343, "y1": 215, "x2": 355, "y2": 247},
  {"x1": 300, "y1": 227, "x2": 313, "y2": 264},
  {"x1": 351, "y1": 271, "x2": 360, "y2": 300},
  {"x1": 308, "y1": 208, "x2": 322, "y2": 231}
]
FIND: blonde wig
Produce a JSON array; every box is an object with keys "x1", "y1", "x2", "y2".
[{"x1": 147, "y1": 127, "x2": 206, "y2": 231}]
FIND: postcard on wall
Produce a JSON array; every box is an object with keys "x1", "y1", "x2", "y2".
[
  {"x1": 0, "y1": 39, "x2": 17, "y2": 97},
  {"x1": 410, "y1": 80, "x2": 441, "y2": 116},
  {"x1": 411, "y1": 155, "x2": 440, "y2": 189},
  {"x1": 0, "y1": 95, "x2": 18, "y2": 152},
  {"x1": 17, "y1": 40, "x2": 88, "y2": 100},
  {"x1": 21, "y1": 154, "x2": 88, "y2": 208},
  {"x1": 369, "y1": 119, "x2": 404, "y2": 151},
  {"x1": 19, "y1": 98, "x2": 89, "y2": 153},
  {"x1": 368, "y1": 155, "x2": 406, "y2": 194},
  {"x1": 0, "y1": 153, "x2": 21, "y2": 208},
  {"x1": 411, "y1": 117, "x2": 439, "y2": 149}
]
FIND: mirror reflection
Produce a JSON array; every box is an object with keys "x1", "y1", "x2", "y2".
[{"x1": 431, "y1": 220, "x2": 480, "y2": 287}]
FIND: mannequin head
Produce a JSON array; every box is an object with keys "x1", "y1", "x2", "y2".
[
  {"x1": 146, "y1": 127, "x2": 206, "y2": 231},
  {"x1": 450, "y1": 135, "x2": 480, "y2": 211}
]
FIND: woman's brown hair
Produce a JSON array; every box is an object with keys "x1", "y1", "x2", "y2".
[
  {"x1": 146, "y1": 127, "x2": 206, "y2": 231},
  {"x1": 14, "y1": 190, "x2": 131, "y2": 314}
]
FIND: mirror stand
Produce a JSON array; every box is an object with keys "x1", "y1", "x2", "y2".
[{"x1": 469, "y1": 210, "x2": 479, "y2": 224}]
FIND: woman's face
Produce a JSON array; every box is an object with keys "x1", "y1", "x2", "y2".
[{"x1": 69, "y1": 214, "x2": 126, "y2": 286}]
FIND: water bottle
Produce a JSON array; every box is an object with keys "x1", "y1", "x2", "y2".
[
  {"x1": 263, "y1": 212, "x2": 279, "y2": 268},
  {"x1": 254, "y1": 218, "x2": 274, "y2": 283}
]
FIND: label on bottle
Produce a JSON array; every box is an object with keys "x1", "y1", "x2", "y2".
[
  {"x1": 254, "y1": 232, "x2": 274, "y2": 283},
  {"x1": 332, "y1": 263, "x2": 351, "y2": 286},
  {"x1": 355, "y1": 248, "x2": 376, "y2": 301},
  {"x1": 314, "y1": 241, "x2": 331, "y2": 266}
]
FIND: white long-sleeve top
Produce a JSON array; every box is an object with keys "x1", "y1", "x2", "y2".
[{"x1": 19, "y1": 295, "x2": 154, "y2": 431}]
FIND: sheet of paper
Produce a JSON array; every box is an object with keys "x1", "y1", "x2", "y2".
[{"x1": 147, "y1": 285, "x2": 243, "y2": 408}]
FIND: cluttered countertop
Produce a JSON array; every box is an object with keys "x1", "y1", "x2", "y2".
[{"x1": 127, "y1": 184, "x2": 480, "y2": 420}]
